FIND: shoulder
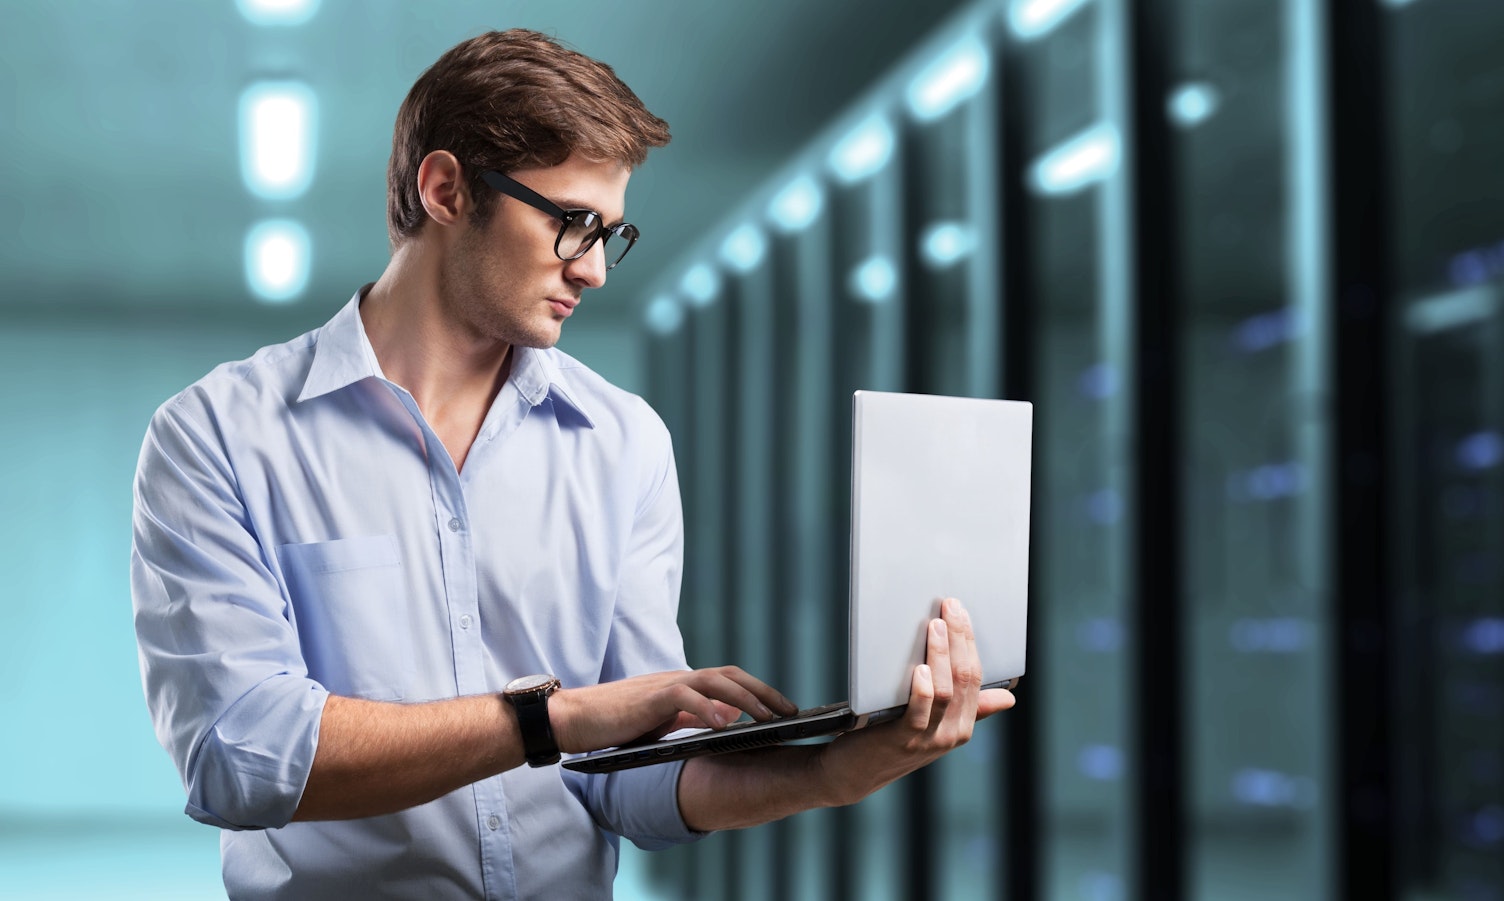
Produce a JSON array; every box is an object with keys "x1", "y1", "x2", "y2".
[
  {"x1": 151, "y1": 325, "x2": 321, "y2": 436},
  {"x1": 543, "y1": 346, "x2": 671, "y2": 448}
]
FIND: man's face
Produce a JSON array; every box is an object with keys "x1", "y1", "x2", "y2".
[{"x1": 440, "y1": 154, "x2": 632, "y2": 350}]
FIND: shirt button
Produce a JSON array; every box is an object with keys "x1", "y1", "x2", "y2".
[
  {"x1": 459, "y1": 614, "x2": 472, "y2": 630},
  {"x1": 487, "y1": 815, "x2": 500, "y2": 831},
  {"x1": 447, "y1": 517, "x2": 462, "y2": 532}
]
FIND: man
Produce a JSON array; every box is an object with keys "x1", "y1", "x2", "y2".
[{"x1": 131, "y1": 28, "x2": 1014, "y2": 899}]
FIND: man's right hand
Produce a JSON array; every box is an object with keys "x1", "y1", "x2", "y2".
[{"x1": 548, "y1": 667, "x2": 798, "y2": 754}]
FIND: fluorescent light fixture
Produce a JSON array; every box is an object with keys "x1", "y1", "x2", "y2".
[
  {"x1": 768, "y1": 175, "x2": 823, "y2": 232},
  {"x1": 848, "y1": 256, "x2": 897, "y2": 302},
  {"x1": 1167, "y1": 82, "x2": 1222, "y2": 128},
  {"x1": 645, "y1": 295, "x2": 683, "y2": 335},
  {"x1": 1380, "y1": 0, "x2": 1419, "y2": 8},
  {"x1": 920, "y1": 222, "x2": 975, "y2": 268},
  {"x1": 680, "y1": 264, "x2": 720, "y2": 307},
  {"x1": 1029, "y1": 122, "x2": 1120, "y2": 196},
  {"x1": 906, "y1": 36, "x2": 989, "y2": 122},
  {"x1": 1008, "y1": 0, "x2": 1092, "y2": 40},
  {"x1": 828, "y1": 115, "x2": 895, "y2": 183},
  {"x1": 240, "y1": 81, "x2": 317, "y2": 200},
  {"x1": 236, "y1": 0, "x2": 321, "y2": 26},
  {"x1": 719, "y1": 224, "x2": 766, "y2": 273},
  {"x1": 1405, "y1": 286, "x2": 1497, "y2": 334},
  {"x1": 245, "y1": 219, "x2": 311, "y2": 302}
]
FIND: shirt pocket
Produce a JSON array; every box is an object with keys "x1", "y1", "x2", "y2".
[{"x1": 277, "y1": 535, "x2": 414, "y2": 701}]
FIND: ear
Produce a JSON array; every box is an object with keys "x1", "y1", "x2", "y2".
[{"x1": 415, "y1": 150, "x2": 470, "y2": 229}]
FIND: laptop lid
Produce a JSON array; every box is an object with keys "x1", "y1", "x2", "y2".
[{"x1": 849, "y1": 390, "x2": 1032, "y2": 715}]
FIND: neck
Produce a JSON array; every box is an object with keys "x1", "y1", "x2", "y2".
[{"x1": 360, "y1": 241, "x2": 512, "y2": 471}]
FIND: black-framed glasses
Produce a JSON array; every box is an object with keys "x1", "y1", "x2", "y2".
[{"x1": 479, "y1": 169, "x2": 639, "y2": 271}]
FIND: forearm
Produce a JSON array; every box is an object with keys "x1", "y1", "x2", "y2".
[
  {"x1": 676, "y1": 744, "x2": 842, "y2": 833},
  {"x1": 293, "y1": 693, "x2": 524, "y2": 821}
]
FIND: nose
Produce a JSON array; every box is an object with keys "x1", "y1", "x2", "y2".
[{"x1": 564, "y1": 239, "x2": 609, "y2": 289}]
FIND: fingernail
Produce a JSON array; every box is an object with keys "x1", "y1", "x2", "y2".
[
  {"x1": 931, "y1": 619, "x2": 945, "y2": 639},
  {"x1": 916, "y1": 664, "x2": 931, "y2": 685},
  {"x1": 756, "y1": 702, "x2": 772, "y2": 718},
  {"x1": 712, "y1": 711, "x2": 727, "y2": 728}
]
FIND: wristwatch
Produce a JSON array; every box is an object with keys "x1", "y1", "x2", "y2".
[{"x1": 504, "y1": 674, "x2": 562, "y2": 767}]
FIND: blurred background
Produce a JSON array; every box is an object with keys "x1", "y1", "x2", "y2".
[{"x1": 1, "y1": 0, "x2": 1501, "y2": 899}]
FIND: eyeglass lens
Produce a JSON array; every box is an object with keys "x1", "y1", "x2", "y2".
[{"x1": 559, "y1": 213, "x2": 637, "y2": 269}]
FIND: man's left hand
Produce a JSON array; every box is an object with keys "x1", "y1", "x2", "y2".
[{"x1": 812, "y1": 596, "x2": 1015, "y2": 807}]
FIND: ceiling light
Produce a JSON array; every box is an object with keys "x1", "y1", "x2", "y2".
[
  {"x1": 829, "y1": 115, "x2": 895, "y2": 183},
  {"x1": 1029, "y1": 123, "x2": 1120, "y2": 196},
  {"x1": 245, "y1": 219, "x2": 311, "y2": 302},
  {"x1": 768, "y1": 175, "x2": 824, "y2": 233},
  {"x1": 907, "y1": 36, "x2": 989, "y2": 122},
  {"x1": 240, "y1": 81, "x2": 317, "y2": 200}
]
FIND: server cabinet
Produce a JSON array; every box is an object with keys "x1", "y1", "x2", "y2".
[
  {"x1": 1009, "y1": 1, "x2": 1136, "y2": 896},
  {"x1": 1387, "y1": 1, "x2": 1504, "y2": 897},
  {"x1": 1168, "y1": 0, "x2": 1335, "y2": 897}
]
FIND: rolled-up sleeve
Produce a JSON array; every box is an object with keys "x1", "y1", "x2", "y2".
[
  {"x1": 131, "y1": 392, "x2": 326, "y2": 830},
  {"x1": 568, "y1": 404, "x2": 705, "y2": 849}
]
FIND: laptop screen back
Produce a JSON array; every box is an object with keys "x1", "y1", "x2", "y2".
[{"x1": 850, "y1": 391, "x2": 1033, "y2": 715}]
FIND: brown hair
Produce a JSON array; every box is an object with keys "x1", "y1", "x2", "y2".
[{"x1": 386, "y1": 29, "x2": 671, "y2": 245}]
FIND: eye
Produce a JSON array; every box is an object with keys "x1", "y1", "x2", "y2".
[
  {"x1": 566, "y1": 210, "x2": 600, "y2": 230},
  {"x1": 560, "y1": 211, "x2": 603, "y2": 257}
]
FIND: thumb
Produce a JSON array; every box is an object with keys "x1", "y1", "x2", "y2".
[{"x1": 975, "y1": 688, "x2": 1016, "y2": 720}]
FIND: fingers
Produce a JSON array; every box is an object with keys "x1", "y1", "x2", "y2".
[
  {"x1": 911, "y1": 599, "x2": 986, "y2": 737},
  {"x1": 926, "y1": 618, "x2": 954, "y2": 714},
  {"x1": 905, "y1": 664, "x2": 935, "y2": 730},
  {"x1": 557, "y1": 665, "x2": 799, "y2": 753},
  {"x1": 652, "y1": 667, "x2": 795, "y2": 736},
  {"x1": 672, "y1": 701, "x2": 749, "y2": 732},
  {"x1": 716, "y1": 666, "x2": 798, "y2": 717},
  {"x1": 692, "y1": 666, "x2": 795, "y2": 722},
  {"x1": 942, "y1": 598, "x2": 983, "y2": 697},
  {"x1": 662, "y1": 682, "x2": 732, "y2": 729}
]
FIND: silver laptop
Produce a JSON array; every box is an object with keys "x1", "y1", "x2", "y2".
[{"x1": 562, "y1": 390, "x2": 1032, "y2": 774}]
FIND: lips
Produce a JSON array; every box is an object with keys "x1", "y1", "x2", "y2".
[{"x1": 548, "y1": 297, "x2": 578, "y2": 317}]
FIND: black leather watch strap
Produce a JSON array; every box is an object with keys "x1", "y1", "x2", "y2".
[{"x1": 505, "y1": 676, "x2": 561, "y2": 767}]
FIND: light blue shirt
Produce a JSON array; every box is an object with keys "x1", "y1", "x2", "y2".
[{"x1": 131, "y1": 289, "x2": 701, "y2": 900}]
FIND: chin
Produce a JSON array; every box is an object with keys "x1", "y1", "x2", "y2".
[{"x1": 512, "y1": 324, "x2": 564, "y2": 350}]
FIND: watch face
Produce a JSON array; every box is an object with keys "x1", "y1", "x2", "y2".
[{"x1": 506, "y1": 674, "x2": 558, "y2": 694}]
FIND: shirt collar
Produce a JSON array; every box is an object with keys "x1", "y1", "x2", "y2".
[
  {"x1": 297, "y1": 285, "x2": 596, "y2": 429},
  {"x1": 298, "y1": 287, "x2": 381, "y2": 403},
  {"x1": 509, "y1": 344, "x2": 596, "y2": 429}
]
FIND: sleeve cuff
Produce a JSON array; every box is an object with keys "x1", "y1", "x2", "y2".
[{"x1": 573, "y1": 759, "x2": 709, "y2": 851}]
